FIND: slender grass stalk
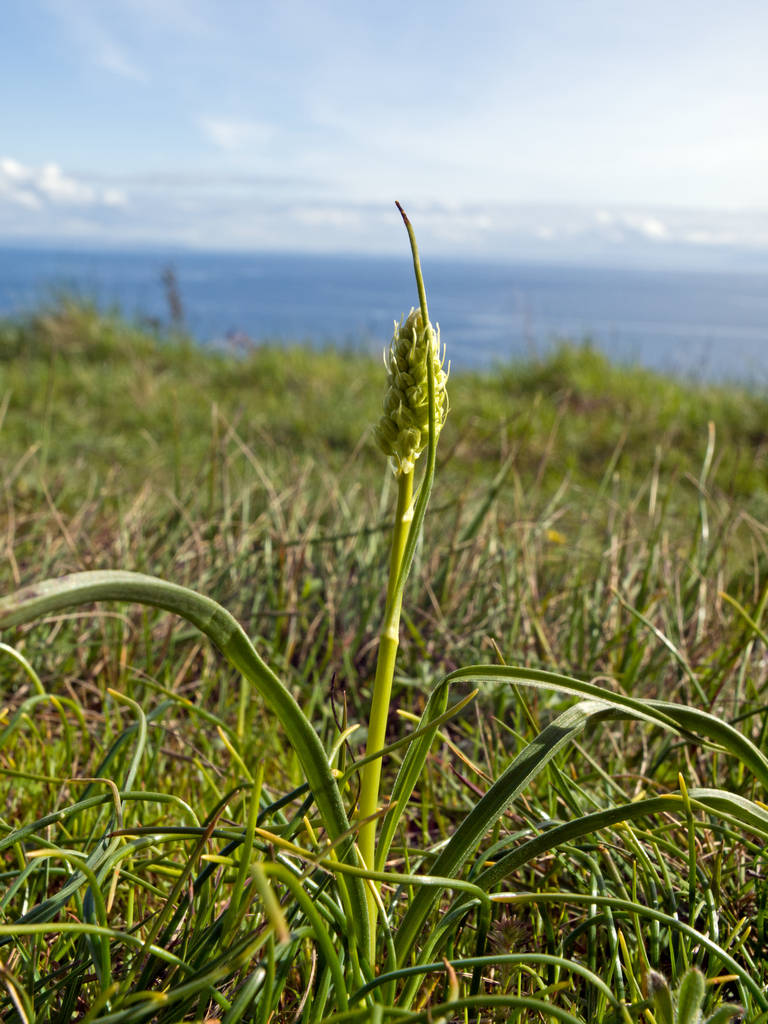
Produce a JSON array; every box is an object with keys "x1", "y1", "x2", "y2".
[
  {"x1": 358, "y1": 204, "x2": 447, "y2": 945},
  {"x1": 358, "y1": 469, "x2": 413, "y2": 881}
]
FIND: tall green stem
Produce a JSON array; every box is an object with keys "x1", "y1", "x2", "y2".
[
  {"x1": 396, "y1": 201, "x2": 430, "y2": 331},
  {"x1": 358, "y1": 467, "x2": 413, "y2": 940},
  {"x1": 359, "y1": 202, "x2": 446, "y2": 953}
]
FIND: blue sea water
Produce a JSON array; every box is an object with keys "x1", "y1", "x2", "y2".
[{"x1": 1, "y1": 246, "x2": 767, "y2": 383}]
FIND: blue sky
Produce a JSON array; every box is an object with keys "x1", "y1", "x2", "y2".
[{"x1": 2, "y1": 0, "x2": 767, "y2": 264}]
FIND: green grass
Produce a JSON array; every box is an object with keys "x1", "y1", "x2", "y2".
[{"x1": 0, "y1": 297, "x2": 767, "y2": 1021}]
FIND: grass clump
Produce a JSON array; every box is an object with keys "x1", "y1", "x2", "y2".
[{"x1": 1, "y1": 219, "x2": 767, "y2": 1022}]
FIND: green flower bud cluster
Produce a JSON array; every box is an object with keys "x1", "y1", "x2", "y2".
[{"x1": 374, "y1": 308, "x2": 448, "y2": 476}]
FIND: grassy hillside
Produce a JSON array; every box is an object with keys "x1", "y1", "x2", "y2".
[{"x1": 0, "y1": 300, "x2": 767, "y2": 1021}]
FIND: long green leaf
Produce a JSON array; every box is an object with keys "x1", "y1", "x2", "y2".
[
  {"x1": 444, "y1": 664, "x2": 768, "y2": 789},
  {"x1": 0, "y1": 569, "x2": 370, "y2": 958},
  {"x1": 472, "y1": 786, "x2": 768, "y2": 897},
  {"x1": 424, "y1": 785, "x2": 768, "y2": 975},
  {"x1": 394, "y1": 662, "x2": 768, "y2": 967},
  {"x1": 393, "y1": 698, "x2": 612, "y2": 963}
]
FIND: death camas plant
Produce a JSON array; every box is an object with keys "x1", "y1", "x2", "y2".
[
  {"x1": 360, "y1": 203, "x2": 448, "y2": 941},
  {"x1": 0, "y1": 205, "x2": 763, "y2": 1021}
]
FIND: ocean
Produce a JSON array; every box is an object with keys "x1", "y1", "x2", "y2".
[{"x1": 1, "y1": 246, "x2": 767, "y2": 383}]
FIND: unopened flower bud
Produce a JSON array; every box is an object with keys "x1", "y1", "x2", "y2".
[{"x1": 373, "y1": 309, "x2": 448, "y2": 475}]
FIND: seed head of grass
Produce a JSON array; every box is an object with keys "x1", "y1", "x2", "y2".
[{"x1": 374, "y1": 308, "x2": 448, "y2": 476}]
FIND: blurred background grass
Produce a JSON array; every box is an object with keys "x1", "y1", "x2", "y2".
[{"x1": 3, "y1": 298, "x2": 767, "y2": 715}]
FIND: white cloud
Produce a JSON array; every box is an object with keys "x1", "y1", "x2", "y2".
[
  {"x1": 594, "y1": 209, "x2": 669, "y2": 242},
  {"x1": 39, "y1": 163, "x2": 95, "y2": 203},
  {"x1": 1, "y1": 167, "x2": 767, "y2": 268},
  {"x1": 624, "y1": 214, "x2": 669, "y2": 240},
  {"x1": 0, "y1": 158, "x2": 26, "y2": 181},
  {"x1": 0, "y1": 158, "x2": 43, "y2": 209},
  {"x1": 200, "y1": 117, "x2": 274, "y2": 151},
  {"x1": 0, "y1": 158, "x2": 127, "y2": 209},
  {"x1": 0, "y1": 187, "x2": 41, "y2": 210},
  {"x1": 102, "y1": 187, "x2": 128, "y2": 207}
]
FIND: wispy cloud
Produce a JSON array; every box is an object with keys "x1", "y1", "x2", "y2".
[
  {"x1": 200, "y1": 117, "x2": 274, "y2": 151},
  {"x1": 94, "y1": 41, "x2": 147, "y2": 82},
  {"x1": 290, "y1": 206, "x2": 362, "y2": 229},
  {"x1": 2, "y1": 157, "x2": 768, "y2": 270},
  {"x1": 107, "y1": 0, "x2": 211, "y2": 36},
  {"x1": 0, "y1": 158, "x2": 127, "y2": 209},
  {"x1": 595, "y1": 210, "x2": 669, "y2": 241},
  {"x1": 47, "y1": 0, "x2": 148, "y2": 82}
]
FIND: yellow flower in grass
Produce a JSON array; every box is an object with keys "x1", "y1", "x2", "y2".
[{"x1": 374, "y1": 308, "x2": 449, "y2": 476}]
